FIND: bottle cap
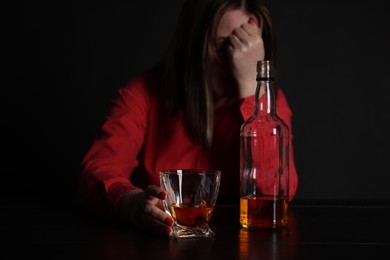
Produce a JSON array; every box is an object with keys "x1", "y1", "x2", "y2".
[{"x1": 256, "y1": 60, "x2": 273, "y2": 80}]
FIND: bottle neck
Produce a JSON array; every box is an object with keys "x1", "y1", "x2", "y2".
[{"x1": 253, "y1": 78, "x2": 275, "y2": 116}]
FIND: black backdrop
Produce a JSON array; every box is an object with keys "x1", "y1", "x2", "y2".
[{"x1": 3, "y1": 0, "x2": 390, "y2": 206}]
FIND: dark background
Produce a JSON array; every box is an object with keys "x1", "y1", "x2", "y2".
[{"x1": 2, "y1": 0, "x2": 390, "y2": 206}]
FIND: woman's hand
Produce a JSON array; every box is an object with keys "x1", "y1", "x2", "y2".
[
  {"x1": 119, "y1": 185, "x2": 174, "y2": 237},
  {"x1": 227, "y1": 18, "x2": 264, "y2": 98}
]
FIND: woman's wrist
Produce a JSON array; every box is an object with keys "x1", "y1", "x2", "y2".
[{"x1": 118, "y1": 189, "x2": 143, "y2": 223}]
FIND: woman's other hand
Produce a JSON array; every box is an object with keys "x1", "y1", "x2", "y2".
[{"x1": 227, "y1": 18, "x2": 264, "y2": 98}]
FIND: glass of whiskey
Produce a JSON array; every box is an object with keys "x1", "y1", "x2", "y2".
[{"x1": 160, "y1": 169, "x2": 221, "y2": 239}]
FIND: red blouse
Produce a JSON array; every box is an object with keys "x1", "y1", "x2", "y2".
[{"x1": 79, "y1": 73, "x2": 298, "y2": 218}]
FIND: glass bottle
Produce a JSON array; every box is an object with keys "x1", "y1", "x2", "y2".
[{"x1": 239, "y1": 60, "x2": 289, "y2": 229}]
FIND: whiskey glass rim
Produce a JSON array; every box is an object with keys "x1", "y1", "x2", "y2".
[{"x1": 159, "y1": 169, "x2": 221, "y2": 176}]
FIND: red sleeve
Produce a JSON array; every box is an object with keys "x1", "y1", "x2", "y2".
[
  {"x1": 78, "y1": 75, "x2": 152, "y2": 218},
  {"x1": 238, "y1": 88, "x2": 299, "y2": 201}
]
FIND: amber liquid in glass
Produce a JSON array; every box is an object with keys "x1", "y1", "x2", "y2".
[
  {"x1": 169, "y1": 205, "x2": 214, "y2": 228},
  {"x1": 240, "y1": 195, "x2": 288, "y2": 229}
]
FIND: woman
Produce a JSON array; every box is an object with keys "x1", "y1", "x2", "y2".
[{"x1": 79, "y1": 0, "x2": 298, "y2": 237}]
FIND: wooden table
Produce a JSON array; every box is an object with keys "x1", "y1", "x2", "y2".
[{"x1": 2, "y1": 199, "x2": 390, "y2": 259}]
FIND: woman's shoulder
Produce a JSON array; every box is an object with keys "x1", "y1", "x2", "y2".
[
  {"x1": 118, "y1": 69, "x2": 163, "y2": 99},
  {"x1": 123, "y1": 70, "x2": 161, "y2": 91},
  {"x1": 109, "y1": 71, "x2": 162, "y2": 113}
]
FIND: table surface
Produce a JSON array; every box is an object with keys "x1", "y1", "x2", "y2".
[{"x1": 2, "y1": 199, "x2": 390, "y2": 259}]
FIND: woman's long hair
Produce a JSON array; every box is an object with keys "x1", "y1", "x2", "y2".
[{"x1": 160, "y1": 0, "x2": 276, "y2": 149}]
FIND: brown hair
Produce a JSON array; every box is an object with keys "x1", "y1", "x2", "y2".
[{"x1": 160, "y1": 0, "x2": 277, "y2": 149}]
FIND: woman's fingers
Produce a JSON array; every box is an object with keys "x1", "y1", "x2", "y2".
[
  {"x1": 132, "y1": 185, "x2": 174, "y2": 237},
  {"x1": 145, "y1": 185, "x2": 165, "y2": 199},
  {"x1": 144, "y1": 199, "x2": 172, "y2": 225},
  {"x1": 229, "y1": 23, "x2": 261, "y2": 50},
  {"x1": 140, "y1": 202, "x2": 174, "y2": 236},
  {"x1": 226, "y1": 21, "x2": 264, "y2": 98},
  {"x1": 145, "y1": 185, "x2": 167, "y2": 210},
  {"x1": 119, "y1": 187, "x2": 173, "y2": 237}
]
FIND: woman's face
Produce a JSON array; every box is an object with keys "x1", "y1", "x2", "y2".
[{"x1": 209, "y1": 9, "x2": 256, "y2": 97}]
